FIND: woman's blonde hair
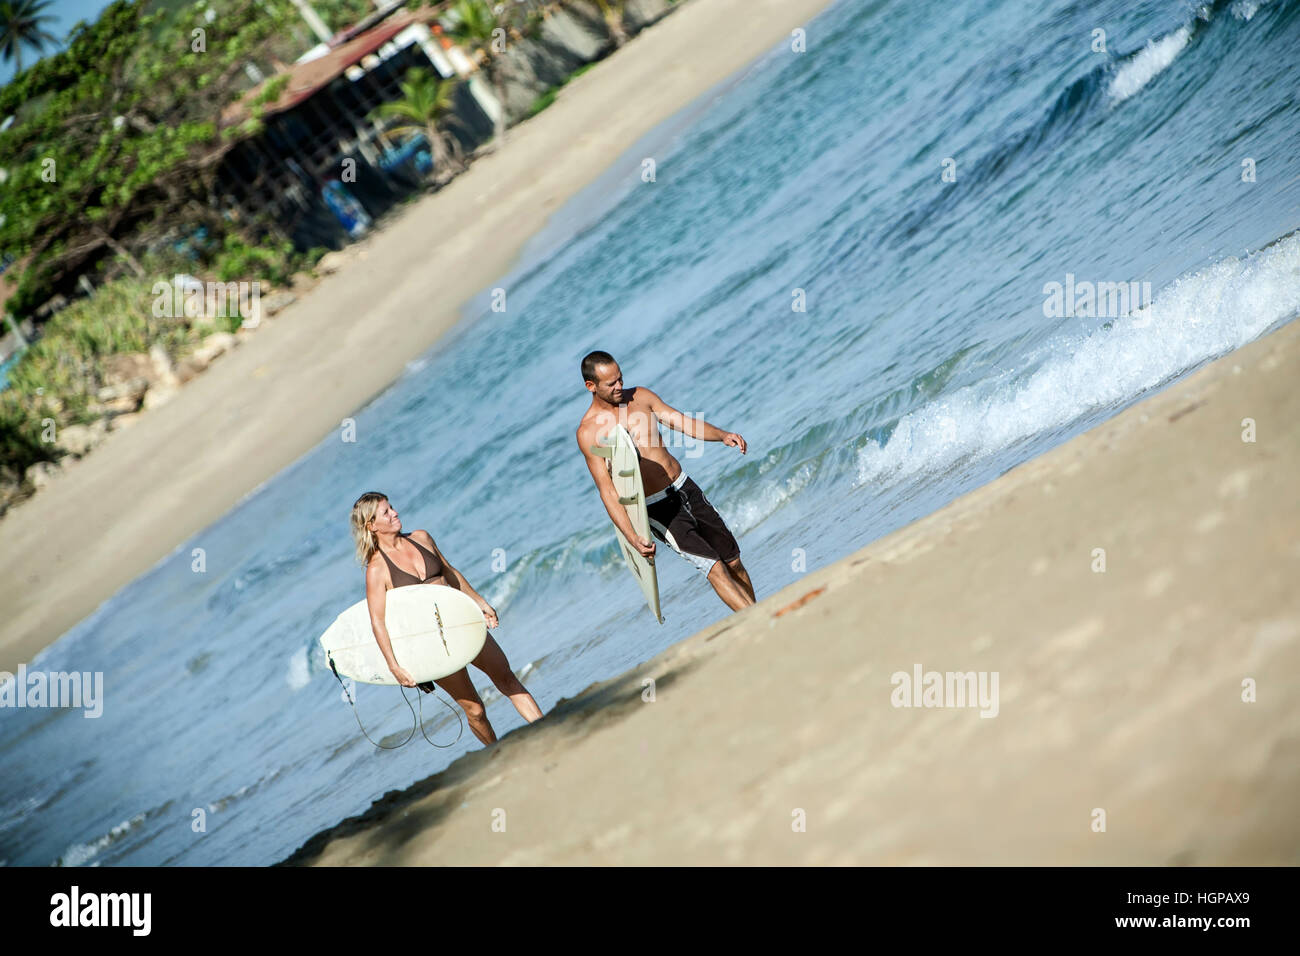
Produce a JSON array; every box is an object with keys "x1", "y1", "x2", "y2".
[{"x1": 350, "y1": 491, "x2": 389, "y2": 566}]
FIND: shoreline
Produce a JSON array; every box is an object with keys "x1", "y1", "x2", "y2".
[
  {"x1": 0, "y1": 0, "x2": 839, "y2": 672},
  {"x1": 284, "y1": 316, "x2": 1300, "y2": 865}
]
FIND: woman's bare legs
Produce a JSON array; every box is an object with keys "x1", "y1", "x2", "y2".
[
  {"x1": 472, "y1": 633, "x2": 543, "y2": 723},
  {"x1": 432, "y1": 667, "x2": 496, "y2": 745}
]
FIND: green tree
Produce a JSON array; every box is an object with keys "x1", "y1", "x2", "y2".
[
  {"x1": 592, "y1": 0, "x2": 628, "y2": 48},
  {"x1": 444, "y1": 0, "x2": 507, "y2": 142},
  {"x1": 371, "y1": 67, "x2": 468, "y2": 184},
  {"x1": 445, "y1": 0, "x2": 497, "y2": 49},
  {"x1": 0, "y1": 0, "x2": 302, "y2": 316},
  {"x1": 0, "y1": 0, "x2": 60, "y2": 75}
]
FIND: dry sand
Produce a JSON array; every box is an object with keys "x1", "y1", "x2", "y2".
[
  {"x1": 0, "y1": 0, "x2": 837, "y2": 671},
  {"x1": 283, "y1": 318, "x2": 1300, "y2": 866}
]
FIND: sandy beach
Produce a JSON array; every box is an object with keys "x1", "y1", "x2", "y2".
[
  {"x1": 0, "y1": 0, "x2": 837, "y2": 672},
  {"x1": 281, "y1": 317, "x2": 1300, "y2": 865}
]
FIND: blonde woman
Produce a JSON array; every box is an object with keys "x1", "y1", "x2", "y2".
[{"x1": 350, "y1": 492, "x2": 543, "y2": 745}]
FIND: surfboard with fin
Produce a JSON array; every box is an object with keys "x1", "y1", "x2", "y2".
[{"x1": 590, "y1": 424, "x2": 664, "y2": 623}]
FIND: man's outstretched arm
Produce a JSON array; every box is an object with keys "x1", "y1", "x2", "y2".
[{"x1": 638, "y1": 386, "x2": 747, "y2": 453}]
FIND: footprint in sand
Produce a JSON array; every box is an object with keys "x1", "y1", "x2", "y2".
[
  {"x1": 1217, "y1": 469, "x2": 1253, "y2": 500},
  {"x1": 1144, "y1": 568, "x2": 1175, "y2": 598},
  {"x1": 1194, "y1": 511, "x2": 1225, "y2": 534}
]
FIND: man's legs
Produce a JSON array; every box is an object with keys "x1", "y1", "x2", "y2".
[
  {"x1": 683, "y1": 478, "x2": 754, "y2": 609},
  {"x1": 649, "y1": 477, "x2": 755, "y2": 612},
  {"x1": 725, "y1": 556, "x2": 756, "y2": 603},
  {"x1": 707, "y1": 559, "x2": 754, "y2": 611}
]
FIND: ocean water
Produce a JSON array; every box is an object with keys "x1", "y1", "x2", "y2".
[{"x1": 2, "y1": 0, "x2": 1298, "y2": 866}]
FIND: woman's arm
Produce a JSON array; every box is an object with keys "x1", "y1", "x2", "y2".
[
  {"x1": 365, "y1": 560, "x2": 415, "y2": 685},
  {"x1": 421, "y1": 533, "x2": 499, "y2": 628}
]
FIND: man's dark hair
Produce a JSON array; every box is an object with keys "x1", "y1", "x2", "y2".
[{"x1": 581, "y1": 350, "x2": 617, "y2": 383}]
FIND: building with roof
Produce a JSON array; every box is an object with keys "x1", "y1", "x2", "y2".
[{"x1": 214, "y1": 3, "x2": 502, "y2": 250}]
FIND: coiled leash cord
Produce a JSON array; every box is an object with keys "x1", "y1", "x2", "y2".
[{"x1": 328, "y1": 656, "x2": 464, "y2": 750}]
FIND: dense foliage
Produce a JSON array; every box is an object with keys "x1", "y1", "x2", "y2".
[{"x1": 0, "y1": 0, "x2": 306, "y2": 316}]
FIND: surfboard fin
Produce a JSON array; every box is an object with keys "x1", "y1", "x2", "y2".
[
  {"x1": 617, "y1": 495, "x2": 638, "y2": 505},
  {"x1": 589, "y1": 445, "x2": 612, "y2": 458}
]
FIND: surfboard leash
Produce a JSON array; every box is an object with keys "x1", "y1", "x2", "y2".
[{"x1": 327, "y1": 654, "x2": 465, "y2": 750}]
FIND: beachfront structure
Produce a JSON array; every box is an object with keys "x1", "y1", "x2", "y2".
[{"x1": 216, "y1": 5, "x2": 501, "y2": 250}]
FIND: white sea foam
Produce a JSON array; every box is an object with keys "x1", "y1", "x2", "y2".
[
  {"x1": 54, "y1": 812, "x2": 147, "y2": 867},
  {"x1": 286, "y1": 645, "x2": 310, "y2": 690},
  {"x1": 1230, "y1": 0, "x2": 1273, "y2": 21},
  {"x1": 207, "y1": 784, "x2": 253, "y2": 813},
  {"x1": 1108, "y1": 27, "x2": 1191, "y2": 103},
  {"x1": 727, "y1": 461, "x2": 815, "y2": 535},
  {"x1": 856, "y1": 234, "x2": 1300, "y2": 487}
]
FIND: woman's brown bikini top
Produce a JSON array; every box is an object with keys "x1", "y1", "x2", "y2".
[{"x1": 378, "y1": 534, "x2": 445, "y2": 588}]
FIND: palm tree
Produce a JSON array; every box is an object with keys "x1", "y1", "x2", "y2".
[
  {"x1": 445, "y1": 0, "x2": 508, "y2": 142},
  {"x1": 0, "y1": 0, "x2": 59, "y2": 75},
  {"x1": 593, "y1": 0, "x2": 628, "y2": 48},
  {"x1": 371, "y1": 68, "x2": 468, "y2": 185},
  {"x1": 446, "y1": 0, "x2": 498, "y2": 54}
]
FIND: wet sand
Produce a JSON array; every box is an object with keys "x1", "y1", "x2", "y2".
[{"x1": 283, "y1": 317, "x2": 1300, "y2": 865}]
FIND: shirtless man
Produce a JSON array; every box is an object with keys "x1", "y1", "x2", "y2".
[{"x1": 575, "y1": 350, "x2": 756, "y2": 611}]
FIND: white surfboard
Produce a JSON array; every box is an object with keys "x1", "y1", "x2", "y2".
[
  {"x1": 319, "y1": 584, "x2": 487, "y2": 685},
  {"x1": 591, "y1": 425, "x2": 663, "y2": 623}
]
